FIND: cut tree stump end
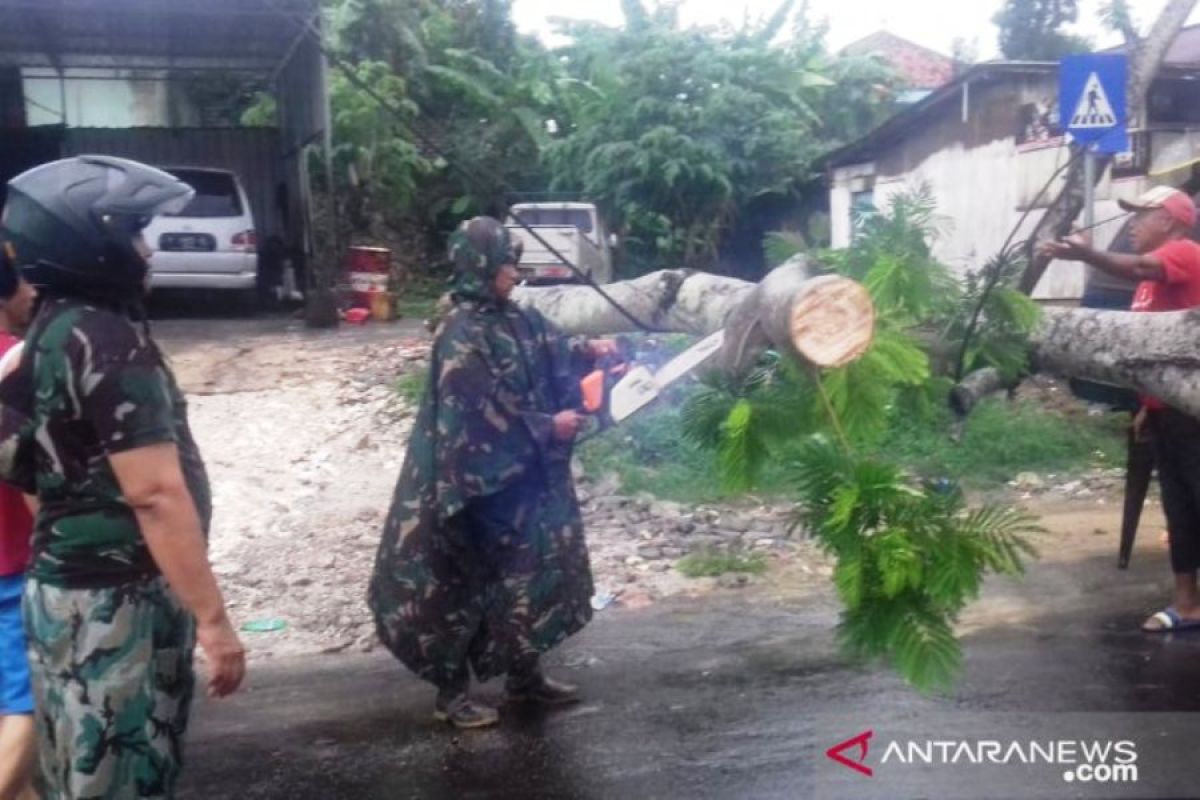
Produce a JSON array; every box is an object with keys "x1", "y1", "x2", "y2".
[{"x1": 789, "y1": 275, "x2": 875, "y2": 368}]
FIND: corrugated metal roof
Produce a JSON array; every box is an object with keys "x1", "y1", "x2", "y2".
[{"x1": 0, "y1": 0, "x2": 319, "y2": 72}]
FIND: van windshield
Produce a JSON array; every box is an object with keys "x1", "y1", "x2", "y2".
[
  {"x1": 511, "y1": 207, "x2": 594, "y2": 234},
  {"x1": 165, "y1": 170, "x2": 243, "y2": 218}
]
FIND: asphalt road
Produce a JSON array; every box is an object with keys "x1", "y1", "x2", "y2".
[{"x1": 178, "y1": 541, "x2": 1200, "y2": 800}]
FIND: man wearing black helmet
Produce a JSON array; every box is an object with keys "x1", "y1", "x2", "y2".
[{"x1": 0, "y1": 155, "x2": 245, "y2": 798}]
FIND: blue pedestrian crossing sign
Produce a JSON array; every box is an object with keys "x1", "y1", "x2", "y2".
[{"x1": 1059, "y1": 54, "x2": 1128, "y2": 153}]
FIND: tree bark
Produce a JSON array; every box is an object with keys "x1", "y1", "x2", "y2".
[
  {"x1": 1016, "y1": 0, "x2": 1198, "y2": 295},
  {"x1": 1028, "y1": 306, "x2": 1200, "y2": 417},
  {"x1": 948, "y1": 367, "x2": 1016, "y2": 417},
  {"x1": 512, "y1": 257, "x2": 874, "y2": 372}
]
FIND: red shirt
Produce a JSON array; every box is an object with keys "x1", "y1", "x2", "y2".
[
  {"x1": 1131, "y1": 239, "x2": 1200, "y2": 410},
  {"x1": 0, "y1": 333, "x2": 33, "y2": 577}
]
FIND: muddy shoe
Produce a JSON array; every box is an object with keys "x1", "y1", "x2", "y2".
[
  {"x1": 433, "y1": 693, "x2": 500, "y2": 729},
  {"x1": 507, "y1": 673, "x2": 581, "y2": 707}
]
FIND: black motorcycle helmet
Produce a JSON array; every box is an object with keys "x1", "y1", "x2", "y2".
[{"x1": 1, "y1": 155, "x2": 193, "y2": 302}]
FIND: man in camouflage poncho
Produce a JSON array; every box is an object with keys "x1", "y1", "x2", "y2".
[{"x1": 370, "y1": 216, "x2": 606, "y2": 729}]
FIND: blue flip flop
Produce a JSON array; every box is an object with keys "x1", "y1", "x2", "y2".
[{"x1": 1143, "y1": 607, "x2": 1200, "y2": 633}]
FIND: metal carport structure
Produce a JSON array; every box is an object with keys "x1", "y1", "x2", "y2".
[{"x1": 0, "y1": 0, "x2": 333, "y2": 303}]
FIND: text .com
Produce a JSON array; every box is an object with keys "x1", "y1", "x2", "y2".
[{"x1": 827, "y1": 731, "x2": 1139, "y2": 785}]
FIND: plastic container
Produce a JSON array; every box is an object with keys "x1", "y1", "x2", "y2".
[
  {"x1": 346, "y1": 246, "x2": 391, "y2": 308},
  {"x1": 368, "y1": 290, "x2": 393, "y2": 322},
  {"x1": 344, "y1": 307, "x2": 370, "y2": 325}
]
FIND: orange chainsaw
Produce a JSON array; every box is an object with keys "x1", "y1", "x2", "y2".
[{"x1": 577, "y1": 330, "x2": 725, "y2": 435}]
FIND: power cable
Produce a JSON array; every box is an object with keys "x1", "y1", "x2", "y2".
[{"x1": 952, "y1": 147, "x2": 1089, "y2": 380}]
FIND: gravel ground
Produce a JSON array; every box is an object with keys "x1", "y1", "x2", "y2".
[{"x1": 158, "y1": 318, "x2": 831, "y2": 661}]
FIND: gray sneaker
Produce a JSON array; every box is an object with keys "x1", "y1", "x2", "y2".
[{"x1": 434, "y1": 693, "x2": 500, "y2": 729}]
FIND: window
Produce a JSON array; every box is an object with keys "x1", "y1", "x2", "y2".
[
  {"x1": 512, "y1": 207, "x2": 594, "y2": 234},
  {"x1": 851, "y1": 189, "x2": 877, "y2": 226},
  {"x1": 165, "y1": 170, "x2": 242, "y2": 218}
]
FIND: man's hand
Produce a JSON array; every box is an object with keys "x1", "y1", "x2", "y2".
[
  {"x1": 588, "y1": 339, "x2": 619, "y2": 360},
  {"x1": 196, "y1": 616, "x2": 246, "y2": 698},
  {"x1": 552, "y1": 410, "x2": 583, "y2": 441},
  {"x1": 1038, "y1": 231, "x2": 1092, "y2": 262}
]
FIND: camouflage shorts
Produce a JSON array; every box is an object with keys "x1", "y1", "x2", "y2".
[{"x1": 23, "y1": 576, "x2": 196, "y2": 799}]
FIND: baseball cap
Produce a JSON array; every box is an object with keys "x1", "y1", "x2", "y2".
[{"x1": 1118, "y1": 186, "x2": 1197, "y2": 229}]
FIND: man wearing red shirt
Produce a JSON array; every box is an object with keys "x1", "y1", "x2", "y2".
[
  {"x1": 1043, "y1": 186, "x2": 1200, "y2": 632},
  {"x1": 0, "y1": 246, "x2": 37, "y2": 799}
]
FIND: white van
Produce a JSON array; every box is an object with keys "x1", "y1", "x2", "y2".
[{"x1": 143, "y1": 167, "x2": 258, "y2": 297}]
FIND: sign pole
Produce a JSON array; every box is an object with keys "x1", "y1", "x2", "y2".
[
  {"x1": 1083, "y1": 144, "x2": 1096, "y2": 232},
  {"x1": 1059, "y1": 53, "x2": 1127, "y2": 240}
]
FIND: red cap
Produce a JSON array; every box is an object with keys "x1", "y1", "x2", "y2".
[{"x1": 1118, "y1": 186, "x2": 1197, "y2": 229}]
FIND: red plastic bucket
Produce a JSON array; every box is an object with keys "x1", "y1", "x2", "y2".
[{"x1": 346, "y1": 246, "x2": 391, "y2": 307}]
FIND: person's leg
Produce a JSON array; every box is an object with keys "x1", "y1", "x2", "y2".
[
  {"x1": 0, "y1": 715, "x2": 37, "y2": 799},
  {"x1": 1145, "y1": 410, "x2": 1200, "y2": 629},
  {"x1": 0, "y1": 574, "x2": 36, "y2": 799},
  {"x1": 506, "y1": 653, "x2": 580, "y2": 706},
  {"x1": 432, "y1": 623, "x2": 498, "y2": 729},
  {"x1": 24, "y1": 577, "x2": 196, "y2": 797},
  {"x1": 433, "y1": 659, "x2": 498, "y2": 729}
]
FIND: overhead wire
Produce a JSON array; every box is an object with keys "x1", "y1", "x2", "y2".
[
  {"x1": 951, "y1": 146, "x2": 1093, "y2": 380},
  {"x1": 258, "y1": 0, "x2": 659, "y2": 332}
]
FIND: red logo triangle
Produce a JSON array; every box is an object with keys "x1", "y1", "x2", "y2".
[{"x1": 826, "y1": 730, "x2": 874, "y2": 777}]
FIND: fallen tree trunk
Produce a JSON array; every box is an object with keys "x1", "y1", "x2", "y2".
[
  {"x1": 513, "y1": 257, "x2": 874, "y2": 373},
  {"x1": 517, "y1": 267, "x2": 1200, "y2": 418},
  {"x1": 951, "y1": 307, "x2": 1200, "y2": 418},
  {"x1": 1028, "y1": 306, "x2": 1200, "y2": 418},
  {"x1": 948, "y1": 367, "x2": 1015, "y2": 417}
]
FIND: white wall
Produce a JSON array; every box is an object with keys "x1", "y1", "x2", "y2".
[{"x1": 830, "y1": 99, "x2": 1150, "y2": 301}]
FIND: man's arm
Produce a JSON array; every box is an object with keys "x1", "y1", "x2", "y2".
[
  {"x1": 1040, "y1": 235, "x2": 1166, "y2": 282},
  {"x1": 109, "y1": 443, "x2": 245, "y2": 697}
]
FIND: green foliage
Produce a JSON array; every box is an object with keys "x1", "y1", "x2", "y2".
[
  {"x1": 240, "y1": 92, "x2": 277, "y2": 127},
  {"x1": 948, "y1": 249, "x2": 1043, "y2": 380},
  {"x1": 681, "y1": 366, "x2": 800, "y2": 490},
  {"x1": 763, "y1": 230, "x2": 811, "y2": 267},
  {"x1": 686, "y1": 190, "x2": 1061, "y2": 691},
  {"x1": 585, "y1": 387, "x2": 1122, "y2": 501},
  {"x1": 881, "y1": 398, "x2": 1126, "y2": 484},
  {"x1": 394, "y1": 275, "x2": 446, "y2": 321},
  {"x1": 581, "y1": 402, "x2": 735, "y2": 504},
  {"x1": 677, "y1": 549, "x2": 768, "y2": 578},
  {"x1": 394, "y1": 371, "x2": 427, "y2": 405},
  {"x1": 791, "y1": 437, "x2": 1040, "y2": 691},
  {"x1": 821, "y1": 185, "x2": 957, "y2": 326},
  {"x1": 1100, "y1": 0, "x2": 1139, "y2": 40},
  {"x1": 319, "y1": 0, "x2": 895, "y2": 277},
  {"x1": 542, "y1": 7, "x2": 897, "y2": 273},
  {"x1": 993, "y1": 0, "x2": 1091, "y2": 60},
  {"x1": 323, "y1": 0, "x2": 557, "y2": 238}
]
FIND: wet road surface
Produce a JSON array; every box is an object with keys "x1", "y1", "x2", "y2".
[{"x1": 178, "y1": 542, "x2": 1200, "y2": 800}]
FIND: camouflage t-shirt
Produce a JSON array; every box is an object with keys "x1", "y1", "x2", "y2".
[{"x1": 24, "y1": 298, "x2": 211, "y2": 588}]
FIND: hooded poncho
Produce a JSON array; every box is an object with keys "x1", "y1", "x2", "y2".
[{"x1": 368, "y1": 217, "x2": 594, "y2": 685}]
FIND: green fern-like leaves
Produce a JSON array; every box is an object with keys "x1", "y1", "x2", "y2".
[
  {"x1": 681, "y1": 366, "x2": 806, "y2": 491},
  {"x1": 790, "y1": 436, "x2": 1040, "y2": 692}
]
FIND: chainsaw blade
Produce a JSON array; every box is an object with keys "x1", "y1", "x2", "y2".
[{"x1": 608, "y1": 330, "x2": 725, "y2": 423}]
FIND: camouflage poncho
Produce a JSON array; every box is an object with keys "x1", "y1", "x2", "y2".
[{"x1": 369, "y1": 218, "x2": 594, "y2": 686}]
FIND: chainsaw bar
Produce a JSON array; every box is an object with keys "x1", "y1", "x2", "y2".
[{"x1": 609, "y1": 330, "x2": 725, "y2": 422}]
